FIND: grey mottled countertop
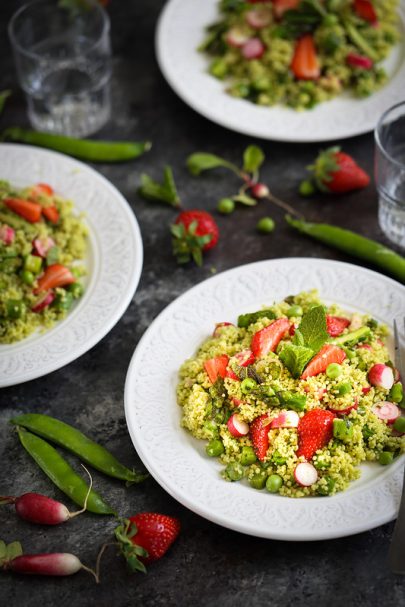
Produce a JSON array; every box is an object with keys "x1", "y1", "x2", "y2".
[{"x1": 0, "y1": 1, "x2": 404, "y2": 605}]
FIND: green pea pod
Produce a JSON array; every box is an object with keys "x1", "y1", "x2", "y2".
[
  {"x1": 11, "y1": 413, "x2": 147, "y2": 484},
  {"x1": 17, "y1": 427, "x2": 114, "y2": 515},
  {"x1": 286, "y1": 216, "x2": 405, "y2": 284},
  {"x1": 2, "y1": 127, "x2": 151, "y2": 163}
]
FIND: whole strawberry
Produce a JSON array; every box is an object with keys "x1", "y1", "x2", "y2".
[
  {"x1": 296, "y1": 409, "x2": 335, "y2": 460},
  {"x1": 304, "y1": 147, "x2": 370, "y2": 194},
  {"x1": 115, "y1": 513, "x2": 181, "y2": 573},
  {"x1": 171, "y1": 210, "x2": 219, "y2": 266}
]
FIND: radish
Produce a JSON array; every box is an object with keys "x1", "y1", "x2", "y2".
[
  {"x1": 32, "y1": 236, "x2": 55, "y2": 258},
  {"x1": 225, "y1": 27, "x2": 250, "y2": 48},
  {"x1": 233, "y1": 349, "x2": 255, "y2": 367},
  {"x1": 231, "y1": 397, "x2": 244, "y2": 407},
  {"x1": 0, "y1": 465, "x2": 93, "y2": 524},
  {"x1": 245, "y1": 8, "x2": 272, "y2": 29},
  {"x1": 372, "y1": 401, "x2": 400, "y2": 425},
  {"x1": 250, "y1": 183, "x2": 269, "y2": 199},
  {"x1": 213, "y1": 322, "x2": 233, "y2": 337},
  {"x1": 368, "y1": 364, "x2": 394, "y2": 390},
  {"x1": 294, "y1": 462, "x2": 318, "y2": 487},
  {"x1": 328, "y1": 399, "x2": 358, "y2": 416},
  {"x1": 31, "y1": 290, "x2": 55, "y2": 313},
  {"x1": 7, "y1": 553, "x2": 97, "y2": 580},
  {"x1": 0, "y1": 224, "x2": 15, "y2": 245},
  {"x1": 242, "y1": 38, "x2": 265, "y2": 60},
  {"x1": 362, "y1": 386, "x2": 371, "y2": 394},
  {"x1": 227, "y1": 413, "x2": 249, "y2": 437},
  {"x1": 357, "y1": 343, "x2": 372, "y2": 351},
  {"x1": 271, "y1": 410, "x2": 299, "y2": 428},
  {"x1": 346, "y1": 53, "x2": 373, "y2": 69}
]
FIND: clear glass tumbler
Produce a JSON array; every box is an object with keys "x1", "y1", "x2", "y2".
[
  {"x1": 375, "y1": 101, "x2": 405, "y2": 249},
  {"x1": 9, "y1": 0, "x2": 111, "y2": 137}
]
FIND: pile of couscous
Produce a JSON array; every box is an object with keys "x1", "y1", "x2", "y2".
[
  {"x1": 177, "y1": 291, "x2": 404, "y2": 497},
  {"x1": 0, "y1": 180, "x2": 87, "y2": 344},
  {"x1": 201, "y1": 0, "x2": 400, "y2": 110}
]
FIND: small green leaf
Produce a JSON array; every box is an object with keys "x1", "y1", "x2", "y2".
[
  {"x1": 138, "y1": 166, "x2": 180, "y2": 207},
  {"x1": 297, "y1": 305, "x2": 328, "y2": 352},
  {"x1": 243, "y1": 145, "x2": 265, "y2": 174},
  {"x1": 0, "y1": 90, "x2": 11, "y2": 116},
  {"x1": 279, "y1": 344, "x2": 314, "y2": 378},
  {"x1": 6, "y1": 541, "x2": 23, "y2": 561},
  {"x1": 233, "y1": 193, "x2": 257, "y2": 206},
  {"x1": 186, "y1": 153, "x2": 239, "y2": 177}
]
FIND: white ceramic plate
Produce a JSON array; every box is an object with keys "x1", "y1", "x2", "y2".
[
  {"x1": 156, "y1": 0, "x2": 405, "y2": 142},
  {"x1": 0, "y1": 144, "x2": 143, "y2": 387},
  {"x1": 125, "y1": 258, "x2": 405, "y2": 540}
]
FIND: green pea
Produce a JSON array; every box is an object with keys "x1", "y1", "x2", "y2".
[
  {"x1": 24, "y1": 254, "x2": 42, "y2": 274},
  {"x1": 225, "y1": 462, "x2": 244, "y2": 482},
  {"x1": 299, "y1": 179, "x2": 315, "y2": 197},
  {"x1": 393, "y1": 417, "x2": 405, "y2": 433},
  {"x1": 286, "y1": 305, "x2": 303, "y2": 318},
  {"x1": 257, "y1": 217, "x2": 275, "y2": 234},
  {"x1": 249, "y1": 470, "x2": 267, "y2": 490},
  {"x1": 240, "y1": 446, "x2": 257, "y2": 466},
  {"x1": 203, "y1": 420, "x2": 218, "y2": 437},
  {"x1": 317, "y1": 476, "x2": 336, "y2": 496},
  {"x1": 217, "y1": 198, "x2": 235, "y2": 215},
  {"x1": 206, "y1": 439, "x2": 224, "y2": 457},
  {"x1": 209, "y1": 58, "x2": 228, "y2": 79},
  {"x1": 334, "y1": 381, "x2": 352, "y2": 395},
  {"x1": 241, "y1": 377, "x2": 257, "y2": 394},
  {"x1": 323, "y1": 14, "x2": 338, "y2": 26},
  {"x1": 271, "y1": 451, "x2": 287, "y2": 465},
  {"x1": 266, "y1": 474, "x2": 283, "y2": 493},
  {"x1": 326, "y1": 363, "x2": 342, "y2": 379},
  {"x1": 6, "y1": 299, "x2": 26, "y2": 319},
  {"x1": 66, "y1": 282, "x2": 84, "y2": 299},
  {"x1": 20, "y1": 269, "x2": 35, "y2": 286},
  {"x1": 389, "y1": 382, "x2": 403, "y2": 404},
  {"x1": 333, "y1": 418, "x2": 353, "y2": 441},
  {"x1": 379, "y1": 451, "x2": 394, "y2": 466}
]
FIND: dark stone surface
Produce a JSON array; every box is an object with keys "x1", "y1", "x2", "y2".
[{"x1": 0, "y1": 1, "x2": 403, "y2": 605}]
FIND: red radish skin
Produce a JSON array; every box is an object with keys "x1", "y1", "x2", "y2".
[
  {"x1": 346, "y1": 53, "x2": 373, "y2": 69},
  {"x1": 271, "y1": 410, "x2": 299, "y2": 429},
  {"x1": 233, "y1": 349, "x2": 255, "y2": 367},
  {"x1": 250, "y1": 183, "x2": 269, "y2": 199},
  {"x1": 226, "y1": 27, "x2": 250, "y2": 48},
  {"x1": 31, "y1": 291, "x2": 55, "y2": 313},
  {"x1": 357, "y1": 344, "x2": 372, "y2": 351},
  {"x1": 372, "y1": 401, "x2": 400, "y2": 425},
  {"x1": 32, "y1": 237, "x2": 55, "y2": 258},
  {"x1": 7, "y1": 553, "x2": 98, "y2": 581},
  {"x1": 245, "y1": 8, "x2": 272, "y2": 29},
  {"x1": 227, "y1": 413, "x2": 249, "y2": 437},
  {"x1": 368, "y1": 364, "x2": 394, "y2": 390},
  {"x1": 213, "y1": 322, "x2": 233, "y2": 337},
  {"x1": 362, "y1": 386, "x2": 371, "y2": 394},
  {"x1": 242, "y1": 38, "x2": 265, "y2": 60},
  {"x1": 294, "y1": 462, "x2": 318, "y2": 487},
  {"x1": 231, "y1": 398, "x2": 244, "y2": 407},
  {"x1": 328, "y1": 400, "x2": 358, "y2": 416},
  {"x1": 0, "y1": 224, "x2": 15, "y2": 245}
]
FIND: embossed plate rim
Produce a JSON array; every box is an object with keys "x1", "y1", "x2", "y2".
[
  {"x1": 156, "y1": 0, "x2": 405, "y2": 142},
  {"x1": 0, "y1": 143, "x2": 143, "y2": 387},
  {"x1": 125, "y1": 258, "x2": 404, "y2": 540}
]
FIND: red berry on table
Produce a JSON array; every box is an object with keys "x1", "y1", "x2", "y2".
[
  {"x1": 309, "y1": 147, "x2": 370, "y2": 194},
  {"x1": 171, "y1": 210, "x2": 219, "y2": 266},
  {"x1": 296, "y1": 409, "x2": 335, "y2": 460}
]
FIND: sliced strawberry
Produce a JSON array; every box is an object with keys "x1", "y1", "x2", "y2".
[
  {"x1": 300, "y1": 344, "x2": 346, "y2": 379},
  {"x1": 326, "y1": 315, "x2": 350, "y2": 337},
  {"x1": 42, "y1": 205, "x2": 59, "y2": 224},
  {"x1": 242, "y1": 38, "x2": 266, "y2": 60},
  {"x1": 4, "y1": 198, "x2": 42, "y2": 223},
  {"x1": 272, "y1": 0, "x2": 300, "y2": 19},
  {"x1": 35, "y1": 264, "x2": 75, "y2": 293},
  {"x1": 30, "y1": 183, "x2": 54, "y2": 197},
  {"x1": 296, "y1": 409, "x2": 335, "y2": 460},
  {"x1": 28, "y1": 183, "x2": 59, "y2": 224},
  {"x1": 251, "y1": 318, "x2": 290, "y2": 358},
  {"x1": 354, "y1": 0, "x2": 377, "y2": 23},
  {"x1": 250, "y1": 413, "x2": 271, "y2": 461},
  {"x1": 291, "y1": 35, "x2": 320, "y2": 80},
  {"x1": 204, "y1": 355, "x2": 229, "y2": 384},
  {"x1": 233, "y1": 349, "x2": 255, "y2": 367},
  {"x1": 31, "y1": 291, "x2": 56, "y2": 313},
  {"x1": 225, "y1": 368, "x2": 240, "y2": 381}
]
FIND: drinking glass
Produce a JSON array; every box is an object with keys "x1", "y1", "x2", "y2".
[
  {"x1": 8, "y1": 0, "x2": 111, "y2": 137},
  {"x1": 375, "y1": 101, "x2": 405, "y2": 249}
]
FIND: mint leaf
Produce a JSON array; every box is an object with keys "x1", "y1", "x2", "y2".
[
  {"x1": 138, "y1": 166, "x2": 180, "y2": 207},
  {"x1": 279, "y1": 343, "x2": 314, "y2": 378},
  {"x1": 296, "y1": 305, "x2": 328, "y2": 352},
  {"x1": 243, "y1": 145, "x2": 265, "y2": 174},
  {"x1": 186, "y1": 153, "x2": 240, "y2": 177}
]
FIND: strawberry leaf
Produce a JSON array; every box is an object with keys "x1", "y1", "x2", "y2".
[
  {"x1": 171, "y1": 221, "x2": 212, "y2": 266},
  {"x1": 114, "y1": 519, "x2": 149, "y2": 575}
]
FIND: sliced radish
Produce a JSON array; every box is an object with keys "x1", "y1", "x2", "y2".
[
  {"x1": 357, "y1": 343, "x2": 372, "y2": 351},
  {"x1": 294, "y1": 462, "x2": 318, "y2": 487},
  {"x1": 317, "y1": 388, "x2": 327, "y2": 400},
  {"x1": 271, "y1": 410, "x2": 299, "y2": 429},
  {"x1": 31, "y1": 291, "x2": 55, "y2": 313},
  {"x1": 0, "y1": 224, "x2": 15, "y2": 245},
  {"x1": 242, "y1": 38, "x2": 265, "y2": 60},
  {"x1": 213, "y1": 322, "x2": 233, "y2": 337},
  {"x1": 329, "y1": 399, "x2": 358, "y2": 416},
  {"x1": 372, "y1": 401, "x2": 400, "y2": 425},
  {"x1": 227, "y1": 413, "x2": 249, "y2": 437},
  {"x1": 225, "y1": 27, "x2": 250, "y2": 48},
  {"x1": 246, "y1": 8, "x2": 272, "y2": 29},
  {"x1": 233, "y1": 349, "x2": 255, "y2": 367},
  {"x1": 231, "y1": 397, "x2": 244, "y2": 407},
  {"x1": 346, "y1": 53, "x2": 373, "y2": 69},
  {"x1": 362, "y1": 386, "x2": 371, "y2": 394},
  {"x1": 32, "y1": 236, "x2": 56, "y2": 258},
  {"x1": 368, "y1": 364, "x2": 394, "y2": 390}
]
